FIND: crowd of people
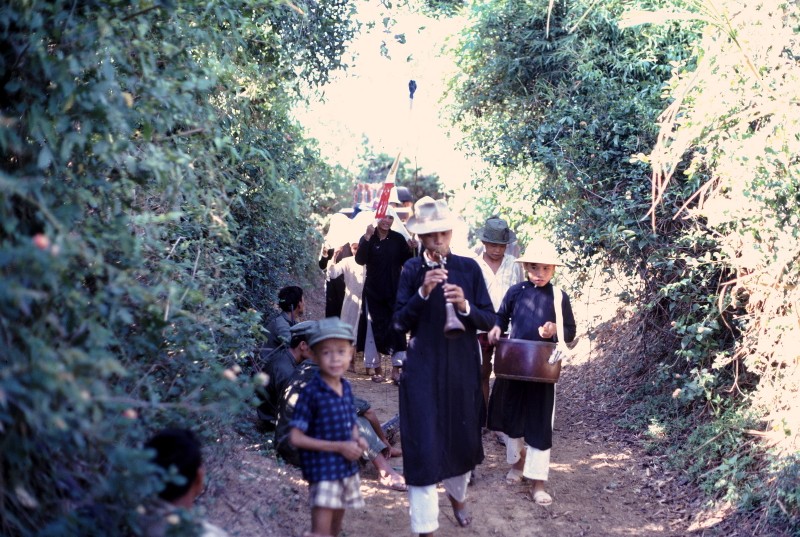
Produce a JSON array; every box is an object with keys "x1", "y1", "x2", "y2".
[{"x1": 141, "y1": 194, "x2": 577, "y2": 537}]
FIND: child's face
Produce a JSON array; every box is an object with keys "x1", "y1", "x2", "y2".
[
  {"x1": 523, "y1": 262, "x2": 555, "y2": 287},
  {"x1": 482, "y1": 241, "x2": 507, "y2": 263},
  {"x1": 312, "y1": 338, "x2": 353, "y2": 379}
]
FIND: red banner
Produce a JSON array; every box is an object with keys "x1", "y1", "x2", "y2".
[{"x1": 374, "y1": 183, "x2": 394, "y2": 219}]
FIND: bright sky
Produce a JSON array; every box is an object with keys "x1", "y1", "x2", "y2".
[{"x1": 293, "y1": 2, "x2": 484, "y2": 207}]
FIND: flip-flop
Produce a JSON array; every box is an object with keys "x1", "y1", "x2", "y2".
[
  {"x1": 532, "y1": 490, "x2": 553, "y2": 506},
  {"x1": 371, "y1": 374, "x2": 386, "y2": 383}
]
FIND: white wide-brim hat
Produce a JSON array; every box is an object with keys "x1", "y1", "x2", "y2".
[
  {"x1": 515, "y1": 239, "x2": 564, "y2": 266},
  {"x1": 405, "y1": 197, "x2": 458, "y2": 235},
  {"x1": 324, "y1": 213, "x2": 353, "y2": 248}
]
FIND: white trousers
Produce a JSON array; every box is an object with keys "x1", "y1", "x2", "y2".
[
  {"x1": 506, "y1": 438, "x2": 551, "y2": 481},
  {"x1": 506, "y1": 384, "x2": 556, "y2": 481},
  {"x1": 407, "y1": 472, "x2": 471, "y2": 534}
]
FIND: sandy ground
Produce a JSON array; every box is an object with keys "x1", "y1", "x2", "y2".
[{"x1": 199, "y1": 268, "x2": 757, "y2": 536}]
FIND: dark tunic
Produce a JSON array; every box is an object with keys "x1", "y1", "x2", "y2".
[
  {"x1": 258, "y1": 348, "x2": 299, "y2": 424},
  {"x1": 487, "y1": 282, "x2": 576, "y2": 450},
  {"x1": 393, "y1": 254, "x2": 495, "y2": 486},
  {"x1": 355, "y1": 229, "x2": 412, "y2": 354},
  {"x1": 265, "y1": 311, "x2": 295, "y2": 349}
]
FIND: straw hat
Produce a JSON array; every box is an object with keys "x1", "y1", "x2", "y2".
[
  {"x1": 476, "y1": 217, "x2": 516, "y2": 245},
  {"x1": 515, "y1": 239, "x2": 564, "y2": 266},
  {"x1": 405, "y1": 197, "x2": 457, "y2": 235}
]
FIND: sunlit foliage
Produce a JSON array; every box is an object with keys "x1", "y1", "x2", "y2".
[{"x1": 448, "y1": 0, "x2": 798, "y2": 531}]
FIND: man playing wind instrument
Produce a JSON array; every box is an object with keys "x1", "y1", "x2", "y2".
[{"x1": 393, "y1": 198, "x2": 495, "y2": 536}]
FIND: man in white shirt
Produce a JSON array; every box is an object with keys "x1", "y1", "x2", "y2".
[{"x1": 473, "y1": 217, "x2": 523, "y2": 423}]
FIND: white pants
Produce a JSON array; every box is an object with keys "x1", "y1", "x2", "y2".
[
  {"x1": 506, "y1": 438, "x2": 551, "y2": 481},
  {"x1": 506, "y1": 384, "x2": 555, "y2": 481},
  {"x1": 407, "y1": 472, "x2": 471, "y2": 534}
]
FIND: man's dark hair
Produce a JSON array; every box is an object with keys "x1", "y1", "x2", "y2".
[
  {"x1": 277, "y1": 286, "x2": 303, "y2": 313},
  {"x1": 145, "y1": 428, "x2": 202, "y2": 502},
  {"x1": 289, "y1": 331, "x2": 309, "y2": 349}
]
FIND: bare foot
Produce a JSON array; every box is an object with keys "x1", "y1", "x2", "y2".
[
  {"x1": 379, "y1": 473, "x2": 407, "y2": 491},
  {"x1": 447, "y1": 494, "x2": 472, "y2": 527}
]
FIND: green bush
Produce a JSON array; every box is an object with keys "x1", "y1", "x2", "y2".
[
  {"x1": 1, "y1": 0, "x2": 355, "y2": 534},
  {"x1": 447, "y1": 0, "x2": 799, "y2": 531}
]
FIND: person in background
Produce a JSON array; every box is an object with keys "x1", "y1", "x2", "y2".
[
  {"x1": 388, "y1": 186, "x2": 414, "y2": 223},
  {"x1": 393, "y1": 198, "x2": 495, "y2": 535},
  {"x1": 355, "y1": 206, "x2": 417, "y2": 384},
  {"x1": 487, "y1": 239, "x2": 577, "y2": 506},
  {"x1": 288, "y1": 318, "x2": 366, "y2": 537},
  {"x1": 256, "y1": 320, "x2": 317, "y2": 428},
  {"x1": 319, "y1": 242, "x2": 353, "y2": 318},
  {"x1": 473, "y1": 217, "x2": 523, "y2": 427},
  {"x1": 265, "y1": 285, "x2": 304, "y2": 349},
  {"x1": 325, "y1": 239, "x2": 365, "y2": 373},
  {"x1": 140, "y1": 428, "x2": 229, "y2": 537}
]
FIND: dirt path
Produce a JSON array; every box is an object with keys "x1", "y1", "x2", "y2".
[{"x1": 202, "y1": 271, "x2": 698, "y2": 536}]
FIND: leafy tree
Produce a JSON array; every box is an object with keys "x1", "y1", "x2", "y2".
[
  {"x1": 631, "y1": 1, "x2": 800, "y2": 528},
  {"x1": 0, "y1": 0, "x2": 355, "y2": 534},
  {"x1": 448, "y1": 0, "x2": 798, "y2": 531}
]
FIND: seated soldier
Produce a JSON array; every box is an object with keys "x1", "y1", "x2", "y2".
[
  {"x1": 275, "y1": 359, "x2": 405, "y2": 491},
  {"x1": 265, "y1": 286, "x2": 304, "y2": 349},
  {"x1": 256, "y1": 320, "x2": 317, "y2": 428}
]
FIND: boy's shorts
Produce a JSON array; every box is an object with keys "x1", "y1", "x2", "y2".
[{"x1": 308, "y1": 474, "x2": 364, "y2": 509}]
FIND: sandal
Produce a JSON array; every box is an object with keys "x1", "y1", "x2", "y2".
[
  {"x1": 380, "y1": 475, "x2": 407, "y2": 492},
  {"x1": 371, "y1": 374, "x2": 386, "y2": 383},
  {"x1": 532, "y1": 489, "x2": 553, "y2": 506},
  {"x1": 506, "y1": 468, "x2": 523, "y2": 484}
]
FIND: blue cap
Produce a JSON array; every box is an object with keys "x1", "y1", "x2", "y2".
[
  {"x1": 308, "y1": 317, "x2": 355, "y2": 347},
  {"x1": 289, "y1": 320, "x2": 318, "y2": 339}
]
